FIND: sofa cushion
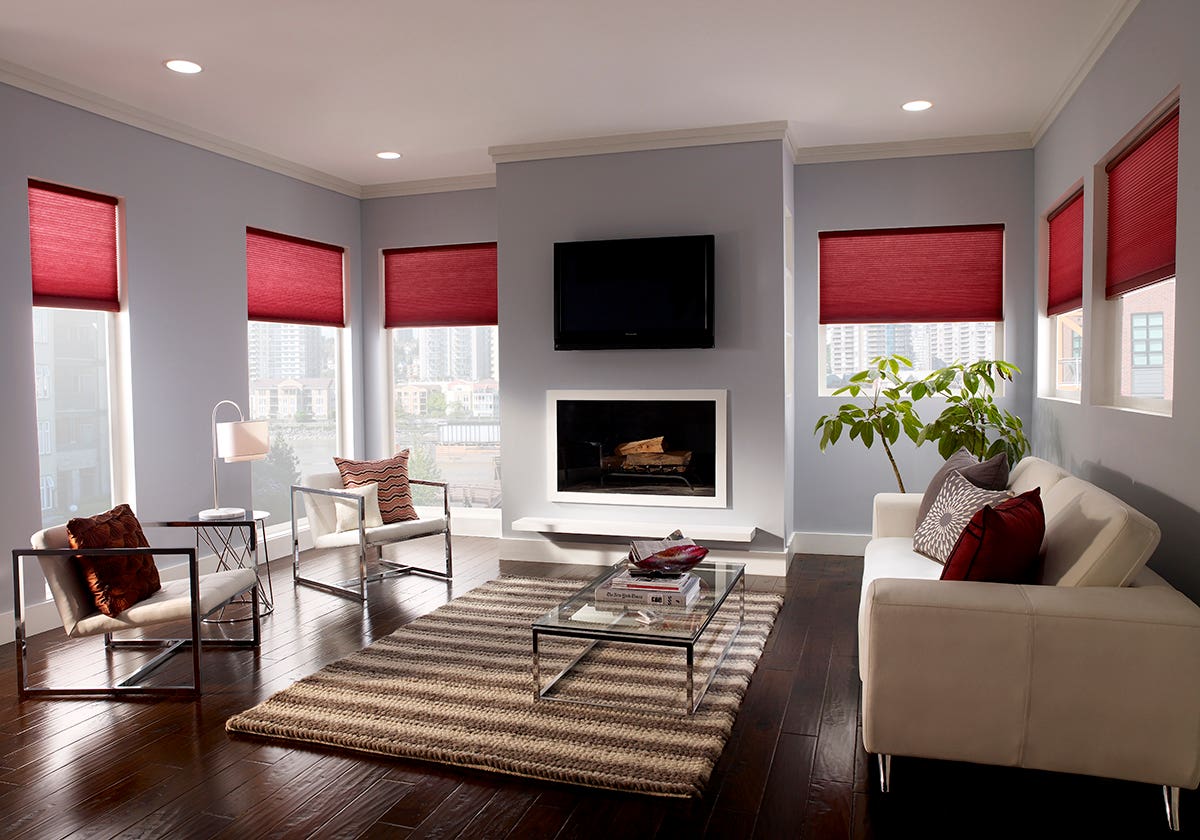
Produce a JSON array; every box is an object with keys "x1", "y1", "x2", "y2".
[
  {"x1": 1008, "y1": 456, "x2": 1070, "y2": 496},
  {"x1": 66, "y1": 504, "x2": 161, "y2": 617},
  {"x1": 942, "y1": 488, "x2": 1045, "y2": 584},
  {"x1": 1040, "y1": 476, "x2": 1160, "y2": 586},
  {"x1": 914, "y1": 471, "x2": 1011, "y2": 564},
  {"x1": 917, "y1": 448, "x2": 1010, "y2": 525}
]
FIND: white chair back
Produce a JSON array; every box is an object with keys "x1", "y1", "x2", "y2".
[
  {"x1": 299, "y1": 472, "x2": 344, "y2": 541},
  {"x1": 31, "y1": 525, "x2": 98, "y2": 635}
]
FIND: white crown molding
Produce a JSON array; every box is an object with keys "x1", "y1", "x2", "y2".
[
  {"x1": 1030, "y1": 0, "x2": 1142, "y2": 145},
  {"x1": 360, "y1": 173, "x2": 497, "y2": 199},
  {"x1": 489, "y1": 121, "x2": 790, "y2": 164},
  {"x1": 791, "y1": 131, "x2": 1032, "y2": 165},
  {"x1": 0, "y1": 58, "x2": 364, "y2": 198}
]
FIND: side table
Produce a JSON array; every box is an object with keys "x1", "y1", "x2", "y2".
[{"x1": 144, "y1": 513, "x2": 274, "y2": 620}]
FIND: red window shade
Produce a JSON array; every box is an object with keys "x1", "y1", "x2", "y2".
[
  {"x1": 247, "y1": 228, "x2": 345, "y2": 327},
  {"x1": 1047, "y1": 190, "x2": 1084, "y2": 316},
  {"x1": 28, "y1": 179, "x2": 120, "y2": 312},
  {"x1": 819, "y1": 224, "x2": 1004, "y2": 324},
  {"x1": 383, "y1": 242, "x2": 498, "y2": 328},
  {"x1": 1106, "y1": 107, "x2": 1178, "y2": 299}
]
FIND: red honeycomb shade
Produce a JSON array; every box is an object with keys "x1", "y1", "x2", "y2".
[
  {"x1": 247, "y1": 227, "x2": 345, "y2": 327},
  {"x1": 383, "y1": 242, "x2": 498, "y2": 328},
  {"x1": 819, "y1": 224, "x2": 1004, "y2": 324},
  {"x1": 1047, "y1": 190, "x2": 1084, "y2": 316},
  {"x1": 28, "y1": 180, "x2": 120, "y2": 312}
]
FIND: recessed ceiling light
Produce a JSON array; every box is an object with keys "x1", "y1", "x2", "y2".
[
  {"x1": 376, "y1": 151, "x2": 402, "y2": 160},
  {"x1": 902, "y1": 100, "x2": 933, "y2": 112},
  {"x1": 164, "y1": 59, "x2": 202, "y2": 74}
]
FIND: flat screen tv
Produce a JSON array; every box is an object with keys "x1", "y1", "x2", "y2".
[{"x1": 554, "y1": 234, "x2": 715, "y2": 350}]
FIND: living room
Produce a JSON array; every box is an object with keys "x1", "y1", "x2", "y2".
[{"x1": 1, "y1": 0, "x2": 1198, "y2": 837}]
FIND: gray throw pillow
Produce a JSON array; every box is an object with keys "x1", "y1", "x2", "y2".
[
  {"x1": 914, "y1": 471, "x2": 1012, "y2": 564},
  {"x1": 916, "y1": 448, "x2": 1009, "y2": 525}
]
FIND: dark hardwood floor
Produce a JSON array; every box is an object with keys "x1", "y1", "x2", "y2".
[{"x1": 0, "y1": 537, "x2": 1194, "y2": 839}]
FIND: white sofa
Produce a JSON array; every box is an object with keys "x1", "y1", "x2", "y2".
[{"x1": 859, "y1": 456, "x2": 1200, "y2": 831}]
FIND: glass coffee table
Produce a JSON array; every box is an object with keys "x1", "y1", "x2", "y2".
[{"x1": 531, "y1": 561, "x2": 745, "y2": 715}]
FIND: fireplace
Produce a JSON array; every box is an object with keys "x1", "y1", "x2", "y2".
[{"x1": 547, "y1": 390, "x2": 727, "y2": 508}]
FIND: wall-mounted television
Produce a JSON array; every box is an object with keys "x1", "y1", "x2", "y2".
[{"x1": 554, "y1": 234, "x2": 715, "y2": 350}]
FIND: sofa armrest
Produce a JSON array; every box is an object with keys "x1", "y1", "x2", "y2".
[
  {"x1": 860, "y1": 578, "x2": 1200, "y2": 788},
  {"x1": 871, "y1": 492, "x2": 924, "y2": 539}
]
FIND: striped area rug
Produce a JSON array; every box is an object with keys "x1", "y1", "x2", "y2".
[{"x1": 226, "y1": 576, "x2": 783, "y2": 797}]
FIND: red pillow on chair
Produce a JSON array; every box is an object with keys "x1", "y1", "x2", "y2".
[
  {"x1": 941, "y1": 488, "x2": 1045, "y2": 584},
  {"x1": 67, "y1": 504, "x2": 161, "y2": 617}
]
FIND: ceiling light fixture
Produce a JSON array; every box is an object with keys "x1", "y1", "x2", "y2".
[
  {"x1": 376, "y1": 151, "x2": 402, "y2": 160},
  {"x1": 164, "y1": 59, "x2": 203, "y2": 74},
  {"x1": 902, "y1": 100, "x2": 933, "y2": 112}
]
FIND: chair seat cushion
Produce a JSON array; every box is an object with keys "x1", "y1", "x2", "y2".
[
  {"x1": 312, "y1": 516, "x2": 447, "y2": 549},
  {"x1": 67, "y1": 504, "x2": 161, "y2": 617},
  {"x1": 70, "y1": 568, "x2": 257, "y2": 638}
]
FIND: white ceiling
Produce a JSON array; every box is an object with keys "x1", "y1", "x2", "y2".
[{"x1": 0, "y1": 0, "x2": 1134, "y2": 194}]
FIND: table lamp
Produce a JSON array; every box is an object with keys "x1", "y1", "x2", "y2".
[{"x1": 199, "y1": 400, "x2": 270, "y2": 520}]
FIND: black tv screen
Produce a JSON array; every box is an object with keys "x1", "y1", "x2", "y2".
[{"x1": 554, "y1": 234, "x2": 715, "y2": 350}]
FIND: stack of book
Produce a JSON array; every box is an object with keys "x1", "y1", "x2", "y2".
[{"x1": 596, "y1": 568, "x2": 702, "y2": 609}]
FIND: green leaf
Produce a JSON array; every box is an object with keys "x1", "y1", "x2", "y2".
[
  {"x1": 964, "y1": 371, "x2": 979, "y2": 394},
  {"x1": 850, "y1": 370, "x2": 869, "y2": 383},
  {"x1": 910, "y1": 381, "x2": 927, "y2": 400},
  {"x1": 894, "y1": 354, "x2": 913, "y2": 368},
  {"x1": 830, "y1": 419, "x2": 843, "y2": 445},
  {"x1": 861, "y1": 424, "x2": 874, "y2": 448},
  {"x1": 820, "y1": 424, "x2": 831, "y2": 451},
  {"x1": 938, "y1": 435, "x2": 957, "y2": 459}
]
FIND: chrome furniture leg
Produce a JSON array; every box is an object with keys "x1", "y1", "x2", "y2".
[
  {"x1": 1165, "y1": 785, "x2": 1181, "y2": 832},
  {"x1": 878, "y1": 754, "x2": 892, "y2": 793}
]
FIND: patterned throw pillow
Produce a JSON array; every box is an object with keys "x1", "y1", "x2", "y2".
[
  {"x1": 334, "y1": 451, "x2": 418, "y2": 524},
  {"x1": 916, "y1": 448, "x2": 1009, "y2": 526},
  {"x1": 913, "y1": 471, "x2": 1012, "y2": 564},
  {"x1": 67, "y1": 504, "x2": 161, "y2": 617}
]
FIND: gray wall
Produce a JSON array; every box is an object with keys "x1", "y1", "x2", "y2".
[
  {"x1": 0, "y1": 82, "x2": 362, "y2": 612},
  {"x1": 496, "y1": 140, "x2": 789, "y2": 549},
  {"x1": 359, "y1": 189, "x2": 498, "y2": 457},
  {"x1": 1032, "y1": 0, "x2": 1200, "y2": 598},
  {"x1": 792, "y1": 150, "x2": 1036, "y2": 535}
]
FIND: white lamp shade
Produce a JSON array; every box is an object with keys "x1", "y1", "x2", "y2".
[{"x1": 215, "y1": 419, "x2": 270, "y2": 462}]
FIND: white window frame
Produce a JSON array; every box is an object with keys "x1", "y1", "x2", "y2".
[{"x1": 1100, "y1": 279, "x2": 1174, "y2": 415}]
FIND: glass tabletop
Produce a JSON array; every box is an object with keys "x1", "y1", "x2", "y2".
[{"x1": 532, "y1": 561, "x2": 745, "y2": 643}]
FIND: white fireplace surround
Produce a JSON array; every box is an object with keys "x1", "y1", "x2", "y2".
[{"x1": 546, "y1": 389, "x2": 728, "y2": 509}]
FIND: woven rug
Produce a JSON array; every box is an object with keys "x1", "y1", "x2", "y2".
[{"x1": 226, "y1": 576, "x2": 782, "y2": 797}]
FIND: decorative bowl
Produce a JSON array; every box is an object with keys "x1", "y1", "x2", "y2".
[{"x1": 630, "y1": 544, "x2": 710, "y2": 573}]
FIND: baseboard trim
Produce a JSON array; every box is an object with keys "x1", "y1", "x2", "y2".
[
  {"x1": 499, "y1": 536, "x2": 790, "y2": 577},
  {"x1": 789, "y1": 531, "x2": 869, "y2": 557}
]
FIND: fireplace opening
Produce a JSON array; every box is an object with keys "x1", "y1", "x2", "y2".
[{"x1": 555, "y1": 399, "x2": 717, "y2": 497}]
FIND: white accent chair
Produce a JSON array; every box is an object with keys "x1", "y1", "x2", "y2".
[
  {"x1": 859, "y1": 457, "x2": 1200, "y2": 831},
  {"x1": 13, "y1": 524, "x2": 260, "y2": 699},
  {"x1": 290, "y1": 472, "x2": 452, "y2": 602}
]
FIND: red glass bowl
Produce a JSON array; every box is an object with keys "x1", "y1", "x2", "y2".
[{"x1": 630, "y1": 544, "x2": 710, "y2": 573}]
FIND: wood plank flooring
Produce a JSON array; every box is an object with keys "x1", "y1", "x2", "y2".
[{"x1": 0, "y1": 537, "x2": 1194, "y2": 838}]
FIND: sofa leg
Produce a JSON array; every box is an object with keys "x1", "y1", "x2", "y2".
[
  {"x1": 1164, "y1": 785, "x2": 1180, "y2": 832},
  {"x1": 877, "y1": 754, "x2": 892, "y2": 793}
]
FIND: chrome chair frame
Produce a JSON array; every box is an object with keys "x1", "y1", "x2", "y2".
[
  {"x1": 291, "y1": 478, "x2": 453, "y2": 603},
  {"x1": 12, "y1": 540, "x2": 260, "y2": 700}
]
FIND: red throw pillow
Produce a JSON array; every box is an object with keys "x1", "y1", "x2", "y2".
[
  {"x1": 334, "y1": 451, "x2": 418, "y2": 524},
  {"x1": 67, "y1": 504, "x2": 162, "y2": 617},
  {"x1": 941, "y1": 488, "x2": 1045, "y2": 584}
]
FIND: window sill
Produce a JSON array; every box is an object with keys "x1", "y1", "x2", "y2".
[{"x1": 1097, "y1": 402, "x2": 1172, "y2": 419}]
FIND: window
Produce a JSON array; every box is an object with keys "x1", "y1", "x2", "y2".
[
  {"x1": 1105, "y1": 105, "x2": 1177, "y2": 410},
  {"x1": 246, "y1": 228, "x2": 347, "y2": 525},
  {"x1": 1046, "y1": 190, "x2": 1085, "y2": 396},
  {"x1": 384, "y1": 243, "x2": 500, "y2": 509},
  {"x1": 27, "y1": 180, "x2": 121, "y2": 529},
  {"x1": 819, "y1": 225, "x2": 1004, "y2": 388}
]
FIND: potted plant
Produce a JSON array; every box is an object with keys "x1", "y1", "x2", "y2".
[
  {"x1": 914, "y1": 359, "x2": 1030, "y2": 465},
  {"x1": 813, "y1": 355, "x2": 925, "y2": 492}
]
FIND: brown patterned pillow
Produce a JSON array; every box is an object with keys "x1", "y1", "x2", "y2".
[
  {"x1": 334, "y1": 451, "x2": 418, "y2": 524},
  {"x1": 67, "y1": 504, "x2": 161, "y2": 617}
]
